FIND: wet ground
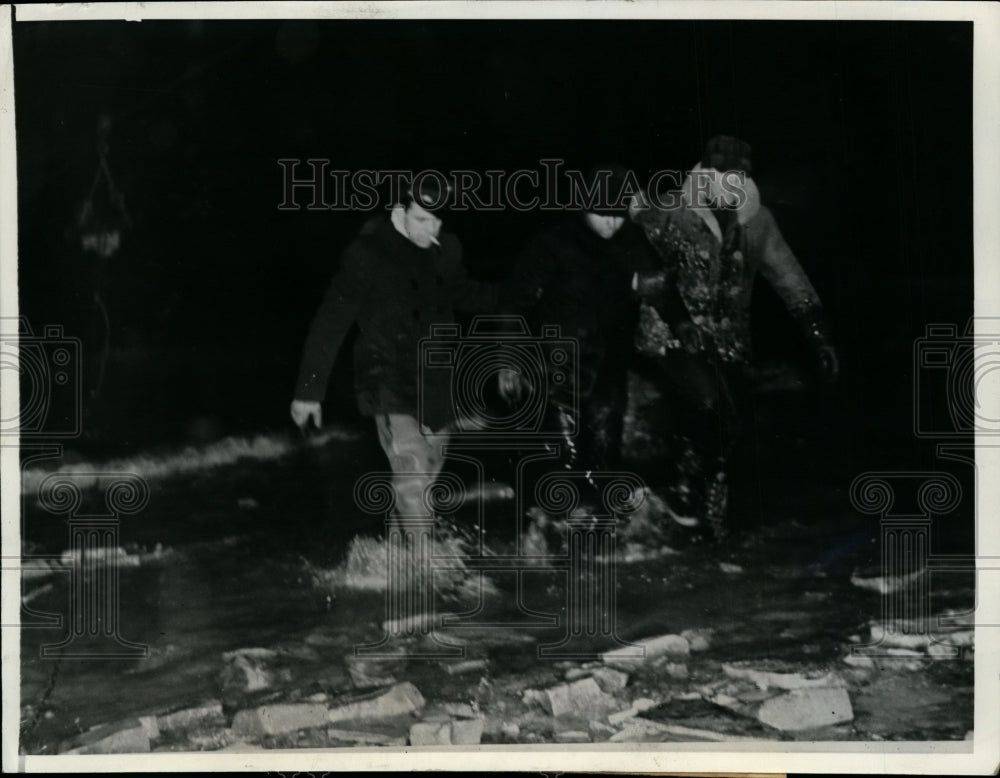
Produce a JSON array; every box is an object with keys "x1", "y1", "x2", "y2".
[{"x1": 17, "y1": 369, "x2": 976, "y2": 753}]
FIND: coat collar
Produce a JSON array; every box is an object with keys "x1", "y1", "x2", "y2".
[{"x1": 680, "y1": 163, "x2": 761, "y2": 243}]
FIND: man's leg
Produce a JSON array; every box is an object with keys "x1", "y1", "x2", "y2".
[{"x1": 374, "y1": 414, "x2": 448, "y2": 521}]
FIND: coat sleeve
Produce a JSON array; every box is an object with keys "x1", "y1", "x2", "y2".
[
  {"x1": 445, "y1": 236, "x2": 499, "y2": 314},
  {"x1": 748, "y1": 205, "x2": 831, "y2": 346},
  {"x1": 293, "y1": 243, "x2": 369, "y2": 402}
]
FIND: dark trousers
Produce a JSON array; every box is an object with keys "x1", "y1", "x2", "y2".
[{"x1": 635, "y1": 350, "x2": 756, "y2": 534}]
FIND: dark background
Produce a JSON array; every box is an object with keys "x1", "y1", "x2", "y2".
[{"x1": 13, "y1": 18, "x2": 973, "y2": 476}]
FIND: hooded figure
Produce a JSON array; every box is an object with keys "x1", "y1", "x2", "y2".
[{"x1": 631, "y1": 136, "x2": 838, "y2": 538}]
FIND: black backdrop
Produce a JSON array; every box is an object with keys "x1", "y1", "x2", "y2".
[{"x1": 13, "y1": 19, "x2": 974, "y2": 472}]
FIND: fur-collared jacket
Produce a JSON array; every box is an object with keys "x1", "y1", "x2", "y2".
[{"x1": 632, "y1": 167, "x2": 832, "y2": 366}]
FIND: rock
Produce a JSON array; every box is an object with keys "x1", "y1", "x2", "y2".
[
  {"x1": 756, "y1": 687, "x2": 854, "y2": 732},
  {"x1": 138, "y1": 715, "x2": 160, "y2": 741},
  {"x1": 722, "y1": 663, "x2": 846, "y2": 691},
  {"x1": 222, "y1": 647, "x2": 278, "y2": 662},
  {"x1": 590, "y1": 667, "x2": 629, "y2": 692},
  {"x1": 718, "y1": 562, "x2": 743, "y2": 574},
  {"x1": 602, "y1": 634, "x2": 689, "y2": 667},
  {"x1": 383, "y1": 611, "x2": 457, "y2": 634},
  {"x1": 157, "y1": 701, "x2": 224, "y2": 733},
  {"x1": 441, "y1": 659, "x2": 488, "y2": 676},
  {"x1": 327, "y1": 728, "x2": 406, "y2": 745},
  {"x1": 62, "y1": 720, "x2": 151, "y2": 754},
  {"x1": 537, "y1": 677, "x2": 616, "y2": 718},
  {"x1": 501, "y1": 722, "x2": 520, "y2": 739},
  {"x1": 409, "y1": 721, "x2": 451, "y2": 746},
  {"x1": 607, "y1": 697, "x2": 657, "y2": 726},
  {"x1": 347, "y1": 662, "x2": 397, "y2": 689},
  {"x1": 554, "y1": 730, "x2": 591, "y2": 743},
  {"x1": 218, "y1": 740, "x2": 266, "y2": 752},
  {"x1": 408, "y1": 717, "x2": 483, "y2": 746},
  {"x1": 564, "y1": 667, "x2": 590, "y2": 681},
  {"x1": 326, "y1": 681, "x2": 425, "y2": 723},
  {"x1": 680, "y1": 628, "x2": 713, "y2": 652},
  {"x1": 451, "y1": 717, "x2": 484, "y2": 745},
  {"x1": 307, "y1": 692, "x2": 329, "y2": 703},
  {"x1": 232, "y1": 703, "x2": 329, "y2": 737},
  {"x1": 662, "y1": 662, "x2": 688, "y2": 680},
  {"x1": 219, "y1": 654, "x2": 276, "y2": 694},
  {"x1": 843, "y1": 654, "x2": 874, "y2": 669},
  {"x1": 609, "y1": 718, "x2": 671, "y2": 742},
  {"x1": 441, "y1": 702, "x2": 476, "y2": 718},
  {"x1": 304, "y1": 631, "x2": 340, "y2": 648},
  {"x1": 655, "y1": 723, "x2": 771, "y2": 743}
]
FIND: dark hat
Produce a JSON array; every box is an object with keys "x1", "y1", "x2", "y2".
[
  {"x1": 404, "y1": 174, "x2": 454, "y2": 216},
  {"x1": 582, "y1": 163, "x2": 634, "y2": 216},
  {"x1": 701, "y1": 135, "x2": 753, "y2": 176}
]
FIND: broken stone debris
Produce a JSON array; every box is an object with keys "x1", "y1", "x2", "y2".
[
  {"x1": 607, "y1": 697, "x2": 657, "y2": 726},
  {"x1": 327, "y1": 728, "x2": 407, "y2": 746},
  {"x1": 441, "y1": 658, "x2": 488, "y2": 676},
  {"x1": 589, "y1": 667, "x2": 629, "y2": 692},
  {"x1": 554, "y1": 730, "x2": 590, "y2": 743},
  {"x1": 61, "y1": 720, "x2": 151, "y2": 754},
  {"x1": 232, "y1": 703, "x2": 329, "y2": 737},
  {"x1": 409, "y1": 717, "x2": 484, "y2": 746},
  {"x1": 157, "y1": 701, "x2": 224, "y2": 733},
  {"x1": 527, "y1": 677, "x2": 617, "y2": 719},
  {"x1": 679, "y1": 628, "x2": 713, "y2": 652},
  {"x1": 756, "y1": 687, "x2": 854, "y2": 732},
  {"x1": 602, "y1": 633, "x2": 690, "y2": 667},
  {"x1": 326, "y1": 681, "x2": 426, "y2": 723},
  {"x1": 721, "y1": 663, "x2": 846, "y2": 691}
]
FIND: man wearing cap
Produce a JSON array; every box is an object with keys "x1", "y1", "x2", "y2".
[
  {"x1": 499, "y1": 164, "x2": 696, "y2": 494},
  {"x1": 631, "y1": 135, "x2": 839, "y2": 539},
  {"x1": 290, "y1": 179, "x2": 496, "y2": 524}
]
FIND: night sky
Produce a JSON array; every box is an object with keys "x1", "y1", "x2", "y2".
[{"x1": 12, "y1": 17, "x2": 974, "y2": 467}]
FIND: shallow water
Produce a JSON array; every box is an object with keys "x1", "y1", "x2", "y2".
[{"x1": 18, "y1": 378, "x2": 976, "y2": 751}]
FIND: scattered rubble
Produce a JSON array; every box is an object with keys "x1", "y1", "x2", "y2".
[
  {"x1": 326, "y1": 681, "x2": 425, "y2": 723},
  {"x1": 721, "y1": 663, "x2": 846, "y2": 691},
  {"x1": 756, "y1": 687, "x2": 854, "y2": 732},
  {"x1": 232, "y1": 703, "x2": 329, "y2": 737},
  {"x1": 61, "y1": 719, "x2": 151, "y2": 754},
  {"x1": 157, "y1": 701, "x2": 225, "y2": 733},
  {"x1": 602, "y1": 633, "x2": 689, "y2": 667}
]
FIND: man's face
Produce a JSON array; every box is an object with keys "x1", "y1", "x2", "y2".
[
  {"x1": 400, "y1": 201, "x2": 443, "y2": 249},
  {"x1": 584, "y1": 212, "x2": 626, "y2": 240}
]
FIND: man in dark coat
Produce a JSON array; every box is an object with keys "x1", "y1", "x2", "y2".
[
  {"x1": 499, "y1": 165, "x2": 696, "y2": 495},
  {"x1": 631, "y1": 136, "x2": 839, "y2": 538},
  {"x1": 291, "y1": 179, "x2": 496, "y2": 521}
]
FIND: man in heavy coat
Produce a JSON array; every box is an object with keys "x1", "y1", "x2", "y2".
[
  {"x1": 499, "y1": 165, "x2": 697, "y2": 496},
  {"x1": 290, "y1": 180, "x2": 496, "y2": 522},
  {"x1": 631, "y1": 136, "x2": 838, "y2": 538}
]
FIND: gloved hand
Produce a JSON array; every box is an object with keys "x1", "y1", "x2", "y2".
[
  {"x1": 815, "y1": 344, "x2": 840, "y2": 384},
  {"x1": 290, "y1": 399, "x2": 322, "y2": 431},
  {"x1": 674, "y1": 321, "x2": 704, "y2": 355},
  {"x1": 498, "y1": 368, "x2": 530, "y2": 403}
]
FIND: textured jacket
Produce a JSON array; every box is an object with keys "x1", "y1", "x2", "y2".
[
  {"x1": 632, "y1": 171, "x2": 831, "y2": 365},
  {"x1": 294, "y1": 217, "x2": 497, "y2": 429}
]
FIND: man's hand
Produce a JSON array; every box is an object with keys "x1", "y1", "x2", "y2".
[
  {"x1": 816, "y1": 345, "x2": 840, "y2": 384},
  {"x1": 498, "y1": 368, "x2": 528, "y2": 403},
  {"x1": 290, "y1": 399, "x2": 322, "y2": 431},
  {"x1": 674, "y1": 321, "x2": 704, "y2": 355}
]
